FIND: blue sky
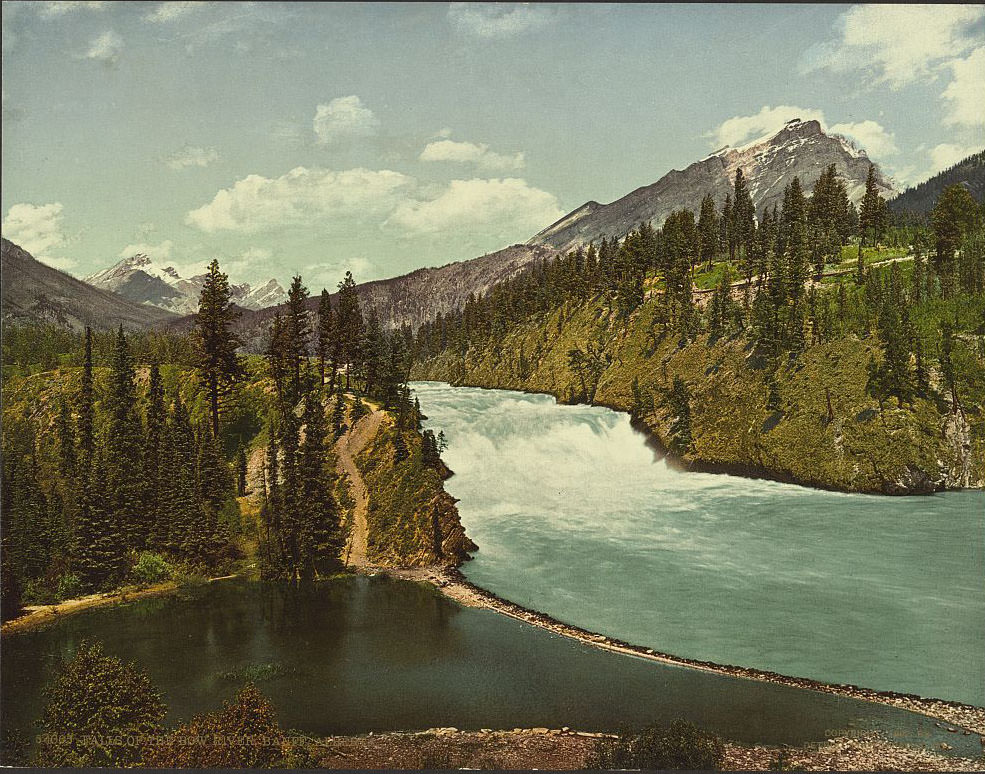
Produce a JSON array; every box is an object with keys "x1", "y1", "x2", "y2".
[{"x1": 2, "y1": 2, "x2": 983, "y2": 290}]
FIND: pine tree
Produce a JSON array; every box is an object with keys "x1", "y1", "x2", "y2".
[
  {"x1": 698, "y1": 193, "x2": 719, "y2": 269},
  {"x1": 665, "y1": 377, "x2": 693, "y2": 454},
  {"x1": 163, "y1": 396, "x2": 198, "y2": 558},
  {"x1": 286, "y1": 275, "x2": 311, "y2": 397},
  {"x1": 105, "y1": 326, "x2": 145, "y2": 550},
  {"x1": 731, "y1": 168, "x2": 755, "y2": 269},
  {"x1": 317, "y1": 288, "x2": 334, "y2": 387},
  {"x1": 335, "y1": 271, "x2": 364, "y2": 390},
  {"x1": 236, "y1": 444, "x2": 248, "y2": 497},
  {"x1": 296, "y1": 394, "x2": 342, "y2": 579},
  {"x1": 195, "y1": 259, "x2": 243, "y2": 438},
  {"x1": 74, "y1": 448, "x2": 126, "y2": 590},
  {"x1": 332, "y1": 380, "x2": 347, "y2": 438},
  {"x1": 932, "y1": 184, "x2": 980, "y2": 299},
  {"x1": 142, "y1": 363, "x2": 168, "y2": 550},
  {"x1": 77, "y1": 327, "x2": 95, "y2": 474}
]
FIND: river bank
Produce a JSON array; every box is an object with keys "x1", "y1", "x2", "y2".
[
  {"x1": 299, "y1": 727, "x2": 983, "y2": 771},
  {"x1": 367, "y1": 563, "x2": 985, "y2": 739}
]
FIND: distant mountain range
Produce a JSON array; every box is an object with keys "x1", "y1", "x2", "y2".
[
  {"x1": 888, "y1": 150, "x2": 985, "y2": 215},
  {"x1": 3, "y1": 119, "x2": 939, "y2": 338},
  {"x1": 1, "y1": 237, "x2": 176, "y2": 331},
  {"x1": 528, "y1": 119, "x2": 896, "y2": 252},
  {"x1": 84, "y1": 253, "x2": 287, "y2": 315}
]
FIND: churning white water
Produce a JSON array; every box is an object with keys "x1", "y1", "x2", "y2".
[{"x1": 414, "y1": 381, "x2": 985, "y2": 705}]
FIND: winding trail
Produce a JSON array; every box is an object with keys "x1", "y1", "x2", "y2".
[{"x1": 336, "y1": 398, "x2": 385, "y2": 568}]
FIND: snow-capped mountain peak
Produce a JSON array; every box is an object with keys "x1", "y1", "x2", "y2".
[{"x1": 84, "y1": 253, "x2": 287, "y2": 314}]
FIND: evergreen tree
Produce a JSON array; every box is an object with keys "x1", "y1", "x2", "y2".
[
  {"x1": 236, "y1": 444, "x2": 248, "y2": 497},
  {"x1": 77, "y1": 327, "x2": 95, "y2": 473},
  {"x1": 286, "y1": 274, "x2": 312, "y2": 397},
  {"x1": 332, "y1": 380, "x2": 347, "y2": 438},
  {"x1": 932, "y1": 184, "x2": 980, "y2": 298},
  {"x1": 698, "y1": 194, "x2": 719, "y2": 269},
  {"x1": 335, "y1": 271, "x2": 364, "y2": 390},
  {"x1": 731, "y1": 168, "x2": 755, "y2": 268},
  {"x1": 665, "y1": 377, "x2": 693, "y2": 454},
  {"x1": 195, "y1": 259, "x2": 243, "y2": 438},
  {"x1": 142, "y1": 363, "x2": 168, "y2": 550},
  {"x1": 74, "y1": 448, "x2": 126, "y2": 590},
  {"x1": 296, "y1": 395, "x2": 342, "y2": 579},
  {"x1": 317, "y1": 288, "x2": 334, "y2": 387},
  {"x1": 105, "y1": 326, "x2": 145, "y2": 549}
]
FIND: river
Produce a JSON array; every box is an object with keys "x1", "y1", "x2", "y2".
[
  {"x1": 2, "y1": 577, "x2": 979, "y2": 759},
  {"x1": 413, "y1": 381, "x2": 985, "y2": 706}
]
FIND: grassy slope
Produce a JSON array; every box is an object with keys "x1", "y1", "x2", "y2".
[
  {"x1": 412, "y1": 295, "x2": 983, "y2": 495},
  {"x1": 356, "y1": 422, "x2": 475, "y2": 567}
]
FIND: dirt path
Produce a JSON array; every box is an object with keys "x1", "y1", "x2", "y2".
[{"x1": 336, "y1": 398, "x2": 385, "y2": 568}]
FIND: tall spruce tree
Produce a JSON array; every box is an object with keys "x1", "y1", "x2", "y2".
[
  {"x1": 317, "y1": 288, "x2": 334, "y2": 387},
  {"x1": 335, "y1": 271, "x2": 364, "y2": 390},
  {"x1": 105, "y1": 326, "x2": 145, "y2": 549},
  {"x1": 286, "y1": 275, "x2": 312, "y2": 397},
  {"x1": 142, "y1": 363, "x2": 168, "y2": 550},
  {"x1": 195, "y1": 259, "x2": 243, "y2": 438},
  {"x1": 296, "y1": 395, "x2": 342, "y2": 579}
]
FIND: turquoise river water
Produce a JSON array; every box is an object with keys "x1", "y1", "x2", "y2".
[{"x1": 413, "y1": 381, "x2": 985, "y2": 706}]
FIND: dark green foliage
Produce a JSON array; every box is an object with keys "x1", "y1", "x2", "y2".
[
  {"x1": 236, "y1": 443, "x2": 248, "y2": 496},
  {"x1": 195, "y1": 259, "x2": 243, "y2": 437},
  {"x1": 588, "y1": 720, "x2": 725, "y2": 770},
  {"x1": 665, "y1": 376, "x2": 693, "y2": 454},
  {"x1": 106, "y1": 326, "x2": 145, "y2": 548},
  {"x1": 286, "y1": 274, "x2": 312, "y2": 397},
  {"x1": 36, "y1": 640, "x2": 166, "y2": 768},
  {"x1": 317, "y1": 287, "x2": 334, "y2": 386},
  {"x1": 335, "y1": 270, "x2": 364, "y2": 390},
  {"x1": 932, "y1": 184, "x2": 982, "y2": 298}
]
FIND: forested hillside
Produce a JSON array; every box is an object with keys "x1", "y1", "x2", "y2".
[
  {"x1": 412, "y1": 170, "x2": 985, "y2": 494},
  {"x1": 889, "y1": 151, "x2": 985, "y2": 217},
  {"x1": 1, "y1": 261, "x2": 460, "y2": 622}
]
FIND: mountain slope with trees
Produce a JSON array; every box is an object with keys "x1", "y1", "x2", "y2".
[
  {"x1": 411, "y1": 174, "x2": 984, "y2": 495},
  {"x1": 889, "y1": 150, "x2": 985, "y2": 217}
]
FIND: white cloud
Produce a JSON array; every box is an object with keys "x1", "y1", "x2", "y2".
[
  {"x1": 84, "y1": 30, "x2": 123, "y2": 66},
  {"x1": 38, "y1": 1, "x2": 105, "y2": 18},
  {"x1": 313, "y1": 96, "x2": 379, "y2": 144},
  {"x1": 707, "y1": 105, "x2": 826, "y2": 148},
  {"x1": 388, "y1": 177, "x2": 564, "y2": 237},
  {"x1": 803, "y1": 5, "x2": 985, "y2": 88},
  {"x1": 929, "y1": 143, "x2": 981, "y2": 174},
  {"x1": 117, "y1": 240, "x2": 174, "y2": 262},
  {"x1": 166, "y1": 145, "x2": 219, "y2": 169},
  {"x1": 828, "y1": 120, "x2": 899, "y2": 157},
  {"x1": 145, "y1": 2, "x2": 203, "y2": 23},
  {"x1": 186, "y1": 166, "x2": 414, "y2": 233},
  {"x1": 448, "y1": 3, "x2": 555, "y2": 38},
  {"x1": 942, "y1": 47, "x2": 985, "y2": 127},
  {"x1": 420, "y1": 139, "x2": 525, "y2": 171},
  {"x1": 2, "y1": 202, "x2": 74, "y2": 269}
]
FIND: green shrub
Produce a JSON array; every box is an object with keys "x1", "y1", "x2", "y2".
[
  {"x1": 35, "y1": 640, "x2": 166, "y2": 767},
  {"x1": 55, "y1": 573, "x2": 82, "y2": 601},
  {"x1": 130, "y1": 552, "x2": 172, "y2": 586},
  {"x1": 588, "y1": 719, "x2": 725, "y2": 770},
  {"x1": 20, "y1": 578, "x2": 56, "y2": 606}
]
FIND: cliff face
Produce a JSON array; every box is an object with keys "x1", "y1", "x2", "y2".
[
  {"x1": 529, "y1": 120, "x2": 896, "y2": 252},
  {"x1": 357, "y1": 421, "x2": 476, "y2": 568},
  {"x1": 412, "y1": 297, "x2": 982, "y2": 496},
  {"x1": 1, "y1": 238, "x2": 176, "y2": 331}
]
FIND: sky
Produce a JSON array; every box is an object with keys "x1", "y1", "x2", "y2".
[{"x1": 2, "y1": 2, "x2": 983, "y2": 291}]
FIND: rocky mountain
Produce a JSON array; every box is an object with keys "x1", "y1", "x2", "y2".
[
  {"x1": 163, "y1": 243, "x2": 558, "y2": 350},
  {"x1": 85, "y1": 253, "x2": 288, "y2": 315},
  {"x1": 889, "y1": 149, "x2": 985, "y2": 215},
  {"x1": 529, "y1": 119, "x2": 897, "y2": 252},
  {"x1": 1, "y1": 238, "x2": 176, "y2": 331}
]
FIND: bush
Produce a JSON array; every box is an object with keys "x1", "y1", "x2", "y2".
[
  {"x1": 588, "y1": 719, "x2": 725, "y2": 771},
  {"x1": 130, "y1": 552, "x2": 172, "y2": 585},
  {"x1": 56, "y1": 573, "x2": 82, "y2": 601},
  {"x1": 35, "y1": 640, "x2": 166, "y2": 767},
  {"x1": 143, "y1": 683, "x2": 288, "y2": 768},
  {"x1": 20, "y1": 578, "x2": 56, "y2": 606}
]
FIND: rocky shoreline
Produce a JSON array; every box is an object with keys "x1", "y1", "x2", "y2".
[
  {"x1": 373, "y1": 564, "x2": 985, "y2": 741},
  {"x1": 298, "y1": 727, "x2": 984, "y2": 771}
]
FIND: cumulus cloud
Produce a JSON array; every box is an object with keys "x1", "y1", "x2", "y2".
[
  {"x1": 802, "y1": 5, "x2": 985, "y2": 88},
  {"x1": 38, "y1": 1, "x2": 105, "y2": 18},
  {"x1": 420, "y1": 139, "x2": 525, "y2": 171},
  {"x1": 185, "y1": 166, "x2": 413, "y2": 233},
  {"x1": 448, "y1": 3, "x2": 555, "y2": 39},
  {"x1": 313, "y1": 96, "x2": 379, "y2": 144},
  {"x1": 84, "y1": 30, "x2": 123, "y2": 66},
  {"x1": 145, "y1": 1, "x2": 203, "y2": 23},
  {"x1": 2, "y1": 202, "x2": 74, "y2": 269},
  {"x1": 828, "y1": 120, "x2": 899, "y2": 157},
  {"x1": 388, "y1": 177, "x2": 564, "y2": 237},
  {"x1": 117, "y1": 239, "x2": 174, "y2": 261},
  {"x1": 929, "y1": 143, "x2": 982, "y2": 174},
  {"x1": 706, "y1": 105, "x2": 826, "y2": 148},
  {"x1": 166, "y1": 145, "x2": 219, "y2": 169},
  {"x1": 942, "y1": 47, "x2": 985, "y2": 127}
]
